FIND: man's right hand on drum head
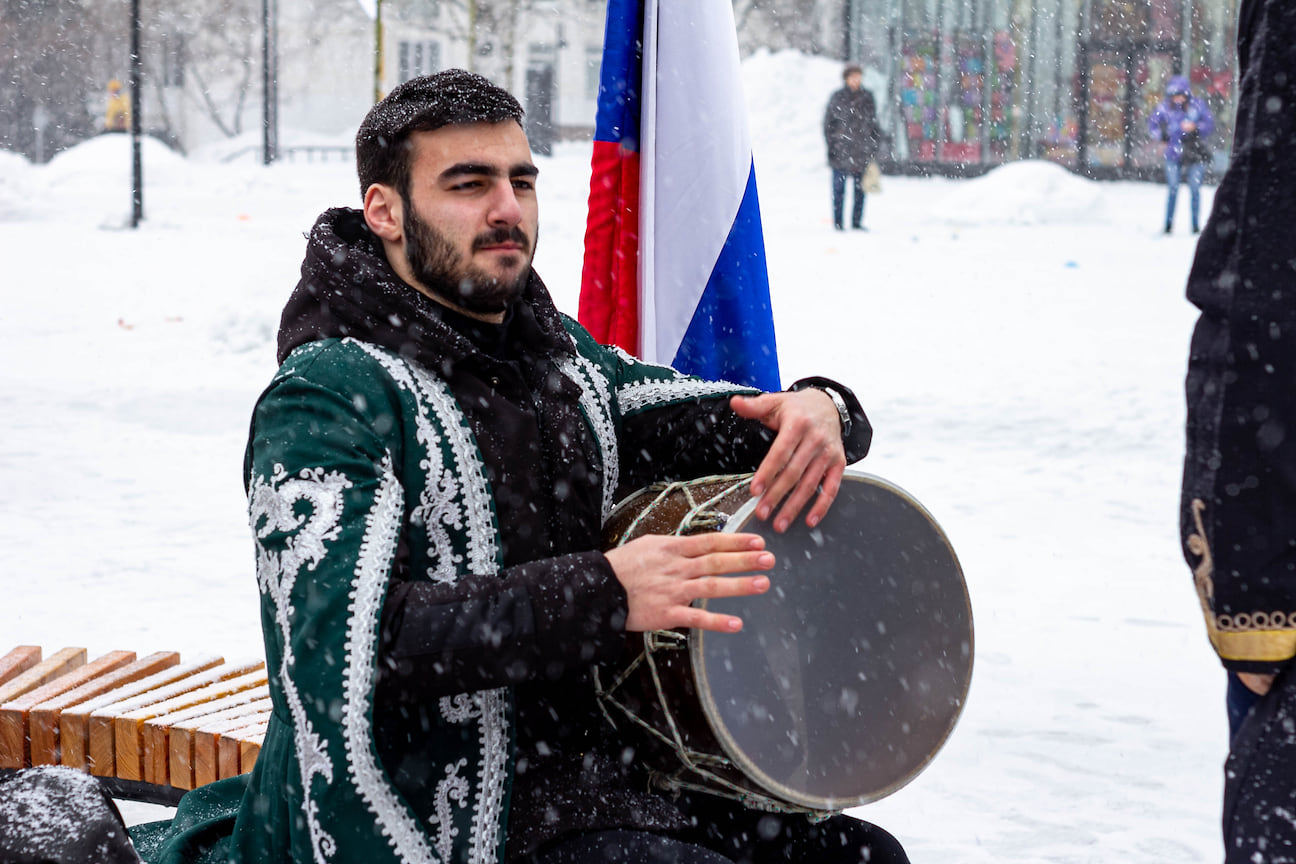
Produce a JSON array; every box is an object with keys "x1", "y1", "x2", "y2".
[{"x1": 604, "y1": 532, "x2": 774, "y2": 633}]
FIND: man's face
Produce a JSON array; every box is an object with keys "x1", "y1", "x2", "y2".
[
  {"x1": 400, "y1": 122, "x2": 539, "y2": 317},
  {"x1": 846, "y1": 71, "x2": 863, "y2": 90}
]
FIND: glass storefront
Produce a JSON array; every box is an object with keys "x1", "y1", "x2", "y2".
[{"x1": 846, "y1": 0, "x2": 1237, "y2": 178}]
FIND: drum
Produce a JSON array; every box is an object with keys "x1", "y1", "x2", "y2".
[{"x1": 597, "y1": 471, "x2": 972, "y2": 814}]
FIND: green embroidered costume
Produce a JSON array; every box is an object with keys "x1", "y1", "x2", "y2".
[{"x1": 130, "y1": 207, "x2": 871, "y2": 864}]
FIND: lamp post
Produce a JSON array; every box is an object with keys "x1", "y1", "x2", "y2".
[
  {"x1": 468, "y1": 0, "x2": 477, "y2": 73},
  {"x1": 129, "y1": 0, "x2": 143, "y2": 228},
  {"x1": 263, "y1": 0, "x2": 279, "y2": 164},
  {"x1": 375, "y1": 0, "x2": 384, "y2": 103}
]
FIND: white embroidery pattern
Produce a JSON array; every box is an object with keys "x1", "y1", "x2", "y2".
[
  {"x1": 420, "y1": 385, "x2": 511, "y2": 864},
  {"x1": 407, "y1": 361, "x2": 499, "y2": 577},
  {"x1": 437, "y1": 691, "x2": 510, "y2": 864},
  {"x1": 428, "y1": 759, "x2": 470, "y2": 862},
  {"x1": 558, "y1": 355, "x2": 621, "y2": 521},
  {"x1": 340, "y1": 455, "x2": 439, "y2": 863},
  {"x1": 249, "y1": 463, "x2": 349, "y2": 864},
  {"x1": 351, "y1": 340, "x2": 464, "y2": 584},
  {"x1": 345, "y1": 339, "x2": 509, "y2": 864},
  {"x1": 617, "y1": 377, "x2": 752, "y2": 415}
]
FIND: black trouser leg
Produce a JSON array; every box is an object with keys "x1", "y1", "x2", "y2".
[
  {"x1": 851, "y1": 174, "x2": 866, "y2": 228},
  {"x1": 831, "y1": 170, "x2": 847, "y2": 229}
]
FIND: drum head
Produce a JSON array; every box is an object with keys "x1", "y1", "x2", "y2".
[{"x1": 692, "y1": 471, "x2": 972, "y2": 809}]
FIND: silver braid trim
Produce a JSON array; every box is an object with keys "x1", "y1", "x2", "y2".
[
  {"x1": 557, "y1": 355, "x2": 621, "y2": 520},
  {"x1": 341, "y1": 457, "x2": 440, "y2": 863},
  {"x1": 617, "y1": 377, "x2": 751, "y2": 415}
]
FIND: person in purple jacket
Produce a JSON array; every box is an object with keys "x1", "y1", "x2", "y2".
[{"x1": 1148, "y1": 75, "x2": 1216, "y2": 234}]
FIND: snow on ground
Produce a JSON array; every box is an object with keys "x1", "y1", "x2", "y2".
[{"x1": 0, "y1": 51, "x2": 1224, "y2": 861}]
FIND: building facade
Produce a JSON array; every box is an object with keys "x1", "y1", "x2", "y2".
[
  {"x1": 379, "y1": 0, "x2": 607, "y2": 154},
  {"x1": 844, "y1": 0, "x2": 1238, "y2": 178}
]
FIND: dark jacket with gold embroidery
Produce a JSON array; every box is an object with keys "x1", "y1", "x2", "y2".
[{"x1": 1181, "y1": 0, "x2": 1296, "y2": 674}]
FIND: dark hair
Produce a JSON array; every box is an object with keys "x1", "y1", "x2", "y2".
[
  {"x1": 355, "y1": 68, "x2": 525, "y2": 200},
  {"x1": 843, "y1": 63, "x2": 863, "y2": 80}
]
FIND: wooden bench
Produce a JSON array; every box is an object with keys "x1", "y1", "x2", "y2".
[{"x1": 0, "y1": 646, "x2": 269, "y2": 805}]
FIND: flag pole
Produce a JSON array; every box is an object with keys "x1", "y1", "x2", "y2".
[{"x1": 638, "y1": 0, "x2": 659, "y2": 363}]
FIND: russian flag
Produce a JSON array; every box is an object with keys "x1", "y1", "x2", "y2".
[{"x1": 578, "y1": 0, "x2": 780, "y2": 392}]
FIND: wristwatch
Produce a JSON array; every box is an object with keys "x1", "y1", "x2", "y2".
[{"x1": 792, "y1": 382, "x2": 852, "y2": 439}]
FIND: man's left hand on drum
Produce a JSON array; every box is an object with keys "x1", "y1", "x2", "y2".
[
  {"x1": 604, "y1": 532, "x2": 774, "y2": 633},
  {"x1": 730, "y1": 389, "x2": 847, "y2": 533}
]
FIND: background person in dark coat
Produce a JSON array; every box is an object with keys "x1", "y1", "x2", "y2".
[
  {"x1": 1180, "y1": 0, "x2": 1296, "y2": 860},
  {"x1": 822, "y1": 63, "x2": 879, "y2": 231}
]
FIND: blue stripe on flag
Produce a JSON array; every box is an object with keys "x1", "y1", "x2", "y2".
[
  {"x1": 593, "y1": 0, "x2": 643, "y2": 147},
  {"x1": 672, "y1": 163, "x2": 781, "y2": 392}
]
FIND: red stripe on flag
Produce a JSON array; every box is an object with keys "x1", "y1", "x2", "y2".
[{"x1": 579, "y1": 140, "x2": 641, "y2": 356}]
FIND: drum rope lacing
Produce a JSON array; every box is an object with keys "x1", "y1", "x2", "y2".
[
  {"x1": 607, "y1": 474, "x2": 749, "y2": 546},
  {"x1": 595, "y1": 474, "x2": 837, "y2": 820}
]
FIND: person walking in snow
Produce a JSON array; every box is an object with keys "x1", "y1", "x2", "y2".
[
  {"x1": 116, "y1": 69, "x2": 908, "y2": 864},
  {"x1": 1181, "y1": 1, "x2": 1296, "y2": 861},
  {"x1": 1148, "y1": 75, "x2": 1215, "y2": 234},
  {"x1": 823, "y1": 63, "x2": 880, "y2": 231}
]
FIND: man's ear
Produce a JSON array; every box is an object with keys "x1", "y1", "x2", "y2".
[{"x1": 363, "y1": 183, "x2": 404, "y2": 243}]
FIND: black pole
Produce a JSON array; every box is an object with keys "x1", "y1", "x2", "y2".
[
  {"x1": 262, "y1": 0, "x2": 278, "y2": 164},
  {"x1": 1021, "y1": 0, "x2": 1039, "y2": 158},
  {"x1": 1052, "y1": 0, "x2": 1065, "y2": 129},
  {"x1": 842, "y1": 0, "x2": 852, "y2": 60},
  {"x1": 980, "y1": 0, "x2": 994, "y2": 163},
  {"x1": 932, "y1": 0, "x2": 947, "y2": 159},
  {"x1": 888, "y1": 0, "x2": 902, "y2": 163},
  {"x1": 1076, "y1": 34, "x2": 1090, "y2": 173},
  {"x1": 129, "y1": 0, "x2": 143, "y2": 227},
  {"x1": 1122, "y1": 47, "x2": 1135, "y2": 169}
]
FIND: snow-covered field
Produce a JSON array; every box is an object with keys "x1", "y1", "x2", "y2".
[{"x1": 0, "y1": 52, "x2": 1224, "y2": 861}]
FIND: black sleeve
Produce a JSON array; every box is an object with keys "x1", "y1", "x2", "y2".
[
  {"x1": 377, "y1": 550, "x2": 628, "y2": 699},
  {"x1": 617, "y1": 376, "x2": 872, "y2": 496}
]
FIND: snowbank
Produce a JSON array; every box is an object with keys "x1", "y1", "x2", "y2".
[
  {"x1": 935, "y1": 159, "x2": 1108, "y2": 226},
  {"x1": 42, "y1": 134, "x2": 189, "y2": 189},
  {"x1": 0, "y1": 149, "x2": 37, "y2": 220}
]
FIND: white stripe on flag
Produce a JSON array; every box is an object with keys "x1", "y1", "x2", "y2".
[{"x1": 639, "y1": 0, "x2": 754, "y2": 366}]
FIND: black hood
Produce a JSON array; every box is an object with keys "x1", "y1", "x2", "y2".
[{"x1": 277, "y1": 207, "x2": 574, "y2": 369}]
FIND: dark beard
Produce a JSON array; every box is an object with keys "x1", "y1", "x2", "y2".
[{"x1": 402, "y1": 200, "x2": 534, "y2": 316}]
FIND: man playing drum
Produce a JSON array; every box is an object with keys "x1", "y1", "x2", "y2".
[{"x1": 131, "y1": 70, "x2": 907, "y2": 864}]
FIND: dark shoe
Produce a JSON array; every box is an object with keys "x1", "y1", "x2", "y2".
[
  {"x1": 1164, "y1": 223, "x2": 1172, "y2": 234},
  {"x1": 833, "y1": 224, "x2": 843, "y2": 231},
  {"x1": 852, "y1": 224, "x2": 868, "y2": 231},
  {"x1": 1192, "y1": 225, "x2": 1200, "y2": 234}
]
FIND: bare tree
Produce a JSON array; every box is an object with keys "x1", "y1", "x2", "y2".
[
  {"x1": 733, "y1": 0, "x2": 840, "y2": 58},
  {"x1": 404, "y1": 0, "x2": 542, "y2": 81},
  {"x1": 0, "y1": 0, "x2": 98, "y2": 161},
  {"x1": 166, "y1": 0, "x2": 260, "y2": 137}
]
